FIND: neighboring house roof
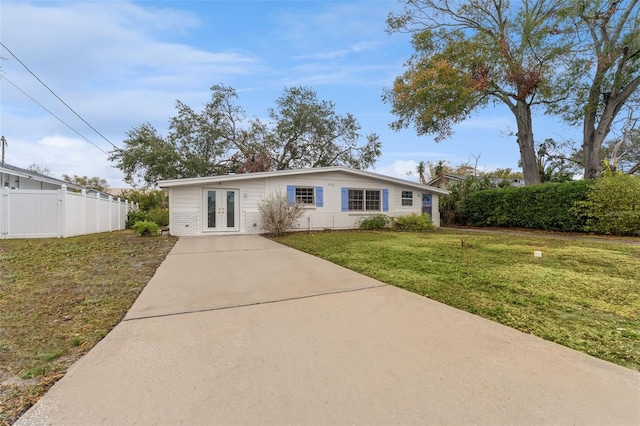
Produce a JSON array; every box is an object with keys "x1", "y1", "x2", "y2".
[
  {"x1": 158, "y1": 166, "x2": 450, "y2": 195},
  {"x1": 0, "y1": 162, "x2": 85, "y2": 191},
  {"x1": 427, "y1": 173, "x2": 525, "y2": 188}
]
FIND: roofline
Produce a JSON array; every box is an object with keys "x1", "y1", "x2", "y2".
[
  {"x1": 0, "y1": 163, "x2": 85, "y2": 190},
  {"x1": 158, "y1": 166, "x2": 450, "y2": 195}
]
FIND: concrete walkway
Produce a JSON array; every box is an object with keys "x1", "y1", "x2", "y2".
[{"x1": 17, "y1": 236, "x2": 640, "y2": 425}]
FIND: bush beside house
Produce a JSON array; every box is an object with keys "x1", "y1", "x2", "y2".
[{"x1": 464, "y1": 180, "x2": 593, "y2": 232}]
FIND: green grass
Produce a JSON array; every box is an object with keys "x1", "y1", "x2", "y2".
[
  {"x1": 0, "y1": 231, "x2": 177, "y2": 425},
  {"x1": 275, "y1": 229, "x2": 640, "y2": 370}
]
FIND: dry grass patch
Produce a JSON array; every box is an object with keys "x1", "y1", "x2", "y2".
[
  {"x1": 0, "y1": 231, "x2": 177, "y2": 425},
  {"x1": 276, "y1": 230, "x2": 640, "y2": 370}
]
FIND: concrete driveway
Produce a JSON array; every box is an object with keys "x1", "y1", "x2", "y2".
[{"x1": 17, "y1": 235, "x2": 640, "y2": 425}]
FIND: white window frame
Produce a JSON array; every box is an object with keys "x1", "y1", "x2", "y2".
[
  {"x1": 294, "y1": 186, "x2": 315, "y2": 205},
  {"x1": 348, "y1": 188, "x2": 381, "y2": 212},
  {"x1": 401, "y1": 190, "x2": 413, "y2": 206}
]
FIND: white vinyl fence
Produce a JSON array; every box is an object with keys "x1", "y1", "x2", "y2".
[{"x1": 0, "y1": 185, "x2": 137, "y2": 239}]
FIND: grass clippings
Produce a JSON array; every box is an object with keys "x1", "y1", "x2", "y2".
[
  {"x1": 0, "y1": 231, "x2": 177, "y2": 425},
  {"x1": 276, "y1": 229, "x2": 640, "y2": 371}
]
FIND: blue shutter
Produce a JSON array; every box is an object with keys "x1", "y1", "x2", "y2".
[
  {"x1": 316, "y1": 186, "x2": 323, "y2": 207},
  {"x1": 382, "y1": 189, "x2": 389, "y2": 212},
  {"x1": 341, "y1": 187, "x2": 348, "y2": 212},
  {"x1": 286, "y1": 185, "x2": 295, "y2": 206}
]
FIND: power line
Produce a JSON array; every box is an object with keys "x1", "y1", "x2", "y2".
[
  {"x1": 1, "y1": 75, "x2": 110, "y2": 156},
  {"x1": 0, "y1": 41, "x2": 119, "y2": 151}
]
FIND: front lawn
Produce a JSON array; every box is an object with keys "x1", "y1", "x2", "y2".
[
  {"x1": 0, "y1": 231, "x2": 177, "y2": 425},
  {"x1": 275, "y1": 230, "x2": 640, "y2": 370}
]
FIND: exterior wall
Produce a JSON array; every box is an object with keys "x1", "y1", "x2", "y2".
[
  {"x1": 167, "y1": 170, "x2": 442, "y2": 236},
  {"x1": 0, "y1": 172, "x2": 61, "y2": 190}
]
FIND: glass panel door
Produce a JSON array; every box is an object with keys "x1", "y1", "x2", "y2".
[
  {"x1": 203, "y1": 189, "x2": 239, "y2": 232},
  {"x1": 226, "y1": 191, "x2": 235, "y2": 228},
  {"x1": 207, "y1": 190, "x2": 216, "y2": 228}
]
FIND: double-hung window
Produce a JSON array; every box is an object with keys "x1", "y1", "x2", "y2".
[
  {"x1": 401, "y1": 191, "x2": 413, "y2": 206},
  {"x1": 348, "y1": 189, "x2": 381, "y2": 212}
]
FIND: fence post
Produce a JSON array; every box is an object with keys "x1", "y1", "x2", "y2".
[
  {"x1": 1, "y1": 187, "x2": 8, "y2": 239},
  {"x1": 96, "y1": 192, "x2": 101, "y2": 232},
  {"x1": 108, "y1": 195, "x2": 113, "y2": 232},
  {"x1": 125, "y1": 200, "x2": 129, "y2": 230},
  {"x1": 58, "y1": 185, "x2": 67, "y2": 238},
  {"x1": 81, "y1": 189, "x2": 87, "y2": 235}
]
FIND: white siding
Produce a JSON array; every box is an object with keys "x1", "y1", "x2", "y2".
[{"x1": 166, "y1": 170, "x2": 442, "y2": 236}]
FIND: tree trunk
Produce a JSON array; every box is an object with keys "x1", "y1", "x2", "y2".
[
  {"x1": 514, "y1": 100, "x2": 541, "y2": 185},
  {"x1": 582, "y1": 126, "x2": 604, "y2": 179},
  {"x1": 582, "y1": 86, "x2": 636, "y2": 179}
]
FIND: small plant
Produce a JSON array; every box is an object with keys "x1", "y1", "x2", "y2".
[
  {"x1": 132, "y1": 220, "x2": 160, "y2": 236},
  {"x1": 126, "y1": 210, "x2": 152, "y2": 228},
  {"x1": 359, "y1": 214, "x2": 391, "y2": 230},
  {"x1": 258, "y1": 191, "x2": 304, "y2": 236},
  {"x1": 147, "y1": 207, "x2": 170, "y2": 227},
  {"x1": 392, "y1": 213, "x2": 435, "y2": 232}
]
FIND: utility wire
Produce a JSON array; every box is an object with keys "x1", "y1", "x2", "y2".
[
  {"x1": 1, "y1": 75, "x2": 110, "y2": 156},
  {"x1": 0, "y1": 41, "x2": 119, "y2": 151}
]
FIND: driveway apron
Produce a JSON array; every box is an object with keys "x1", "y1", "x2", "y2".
[{"x1": 17, "y1": 235, "x2": 640, "y2": 425}]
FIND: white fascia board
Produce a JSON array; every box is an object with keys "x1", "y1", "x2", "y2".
[{"x1": 157, "y1": 166, "x2": 450, "y2": 195}]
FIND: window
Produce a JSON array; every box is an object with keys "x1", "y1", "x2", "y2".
[
  {"x1": 288, "y1": 185, "x2": 323, "y2": 207},
  {"x1": 401, "y1": 191, "x2": 413, "y2": 206},
  {"x1": 348, "y1": 189, "x2": 381, "y2": 211},
  {"x1": 295, "y1": 187, "x2": 315, "y2": 205}
]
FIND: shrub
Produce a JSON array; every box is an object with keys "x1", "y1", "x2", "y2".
[
  {"x1": 359, "y1": 215, "x2": 391, "y2": 230},
  {"x1": 575, "y1": 171, "x2": 640, "y2": 236},
  {"x1": 464, "y1": 180, "x2": 593, "y2": 232},
  {"x1": 132, "y1": 220, "x2": 159, "y2": 236},
  {"x1": 392, "y1": 213, "x2": 435, "y2": 232},
  {"x1": 440, "y1": 176, "x2": 496, "y2": 225},
  {"x1": 126, "y1": 210, "x2": 152, "y2": 229},
  {"x1": 147, "y1": 207, "x2": 170, "y2": 227},
  {"x1": 258, "y1": 191, "x2": 304, "y2": 236}
]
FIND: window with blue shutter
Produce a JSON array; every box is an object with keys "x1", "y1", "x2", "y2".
[
  {"x1": 316, "y1": 186, "x2": 323, "y2": 207},
  {"x1": 382, "y1": 189, "x2": 389, "y2": 212},
  {"x1": 286, "y1": 185, "x2": 295, "y2": 206}
]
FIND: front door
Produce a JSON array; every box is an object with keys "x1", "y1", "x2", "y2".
[
  {"x1": 204, "y1": 189, "x2": 239, "y2": 232},
  {"x1": 421, "y1": 193, "x2": 432, "y2": 218}
]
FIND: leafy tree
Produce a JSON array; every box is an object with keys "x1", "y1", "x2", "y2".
[
  {"x1": 603, "y1": 110, "x2": 640, "y2": 174},
  {"x1": 26, "y1": 163, "x2": 51, "y2": 176},
  {"x1": 416, "y1": 160, "x2": 427, "y2": 184},
  {"x1": 385, "y1": 0, "x2": 573, "y2": 185},
  {"x1": 119, "y1": 189, "x2": 168, "y2": 211},
  {"x1": 111, "y1": 123, "x2": 181, "y2": 187},
  {"x1": 551, "y1": 0, "x2": 640, "y2": 179},
  {"x1": 62, "y1": 174, "x2": 109, "y2": 192},
  {"x1": 111, "y1": 85, "x2": 381, "y2": 187},
  {"x1": 259, "y1": 87, "x2": 381, "y2": 170},
  {"x1": 486, "y1": 168, "x2": 524, "y2": 180},
  {"x1": 534, "y1": 138, "x2": 580, "y2": 182}
]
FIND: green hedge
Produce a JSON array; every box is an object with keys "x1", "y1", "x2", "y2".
[{"x1": 464, "y1": 180, "x2": 593, "y2": 231}]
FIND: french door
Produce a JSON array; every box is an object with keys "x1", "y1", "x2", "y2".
[{"x1": 203, "y1": 189, "x2": 239, "y2": 232}]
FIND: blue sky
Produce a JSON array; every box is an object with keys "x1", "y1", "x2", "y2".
[{"x1": 0, "y1": 0, "x2": 581, "y2": 187}]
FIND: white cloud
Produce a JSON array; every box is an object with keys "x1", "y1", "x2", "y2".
[
  {"x1": 37, "y1": 136, "x2": 85, "y2": 148},
  {"x1": 373, "y1": 160, "x2": 420, "y2": 181},
  {"x1": 294, "y1": 41, "x2": 382, "y2": 60},
  {"x1": 6, "y1": 135, "x2": 121, "y2": 188},
  {"x1": 457, "y1": 116, "x2": 513, "y2": 131}
]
